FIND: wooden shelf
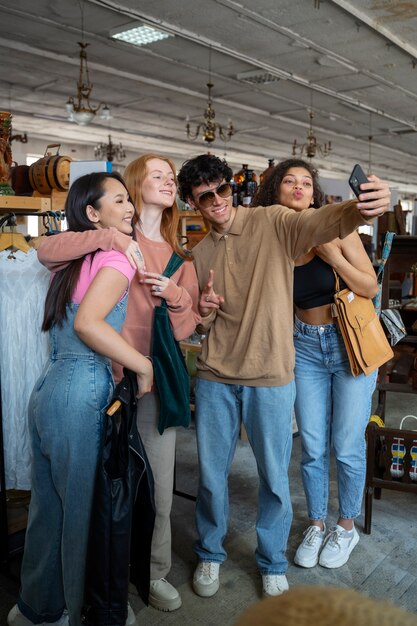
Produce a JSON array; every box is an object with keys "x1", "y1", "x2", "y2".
[
  {"x1": 377, "y1": 236, "x2": 417, "y2": 418},
  {"x1": 179, "y1": 211, "x2": 207, "y2": 250},
  {"x1": 179, "y1": 210, "x2": 200, "y2": 217},
  {"x1": 33, "y1": 189, "x2": 67, "y2": 212},
  {"x1": 0, "y1": 196, "x2": 51, "y2": 213}
]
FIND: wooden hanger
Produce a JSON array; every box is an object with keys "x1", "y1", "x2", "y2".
[{"x1": 0, "y1": 229, "x2": 31, "y2": 253}]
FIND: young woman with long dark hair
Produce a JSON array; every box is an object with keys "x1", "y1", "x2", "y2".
[
  {"x1": 8, "y1": 172, "x2": 153, "y2": 626},
  {"x1": 34, "y1": 155, "x2": 200, "y2": 614}
]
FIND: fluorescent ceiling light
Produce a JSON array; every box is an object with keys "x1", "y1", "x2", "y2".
[
  {"x1": 237, "y1": 70, "x2": 281, "y2": 85},
  {"x1": 112, "y1": 25, "x2": 172, "y2": 47}
]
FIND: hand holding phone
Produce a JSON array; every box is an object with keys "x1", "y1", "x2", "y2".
[
  {"x1": 349, "y1": 164, "x2": 372, "y2": 199},
  {"x1": 348, "y1": 164, "x2": 390, "y2": 218}
]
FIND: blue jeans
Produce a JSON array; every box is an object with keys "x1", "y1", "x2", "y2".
[
  {"x1": 194, "y1": 378, "x2": 295, "y2": 575},
  {"x1": 18, "y1": 299, "x2": 126, "y2": 626},
  {"x1": 293, "y1": 317, "x2": 377, "y2": 521}
]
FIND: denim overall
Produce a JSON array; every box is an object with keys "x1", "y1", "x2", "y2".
[{"x1": 18, "y1": 296, "x2": 128, "y2": 626}]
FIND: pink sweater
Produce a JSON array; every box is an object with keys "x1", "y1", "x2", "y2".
[{"x1": 38, "y1": 226, "x2": 200, "y2": 381}]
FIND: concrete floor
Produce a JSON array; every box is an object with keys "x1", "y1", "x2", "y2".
[
  {"x1": 129, "y1": 389, "x2": 417, "y2": 625},
  {"x1": 1, "y1": 390, "x2": 416, "y2": 625}
]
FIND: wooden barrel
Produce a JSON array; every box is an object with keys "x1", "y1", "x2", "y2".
[
  {"x1": 11, "y1": 164, "x2": 32, "y2": 195},
  {"x1": 29, "y1": 147, "x2": 71, "y2": 194}
]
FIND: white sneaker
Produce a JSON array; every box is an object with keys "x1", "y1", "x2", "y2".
[
  {"x1": 262, "y1": 574, "x2": 289, "y2": 597},
  {"x1": 125, "y1": 602, "x2": 136, "y2": 626},
  {"x1": 294, "y1": 524, "x2": 326, "y2": 568},
  {"x1": 7, "y1": 605, "x2": 69, "y2": 626},
  {"x1": 319, "y1": 525, "x2": 360, "y2": 568},
  {"x1": 193, "y1": 561, "x2": 220, "y2": 597},
  {"x1": 149, "y1": 578, "x2": 182, "y2": 612}
]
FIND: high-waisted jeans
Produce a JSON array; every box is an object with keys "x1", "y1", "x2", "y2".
[
  {"x1": 293, "y1": 316, "x2": 377, "y2": 521},
  {"x1": 18, "y1": 298, "x2": 127, "y2": 626}
]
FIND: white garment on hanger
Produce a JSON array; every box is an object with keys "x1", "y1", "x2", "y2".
[{"x1": 0, "y1": 248, "x2": 50, "y2": 490}]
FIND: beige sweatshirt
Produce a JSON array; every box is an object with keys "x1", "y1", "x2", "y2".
[{"x1": 192, "y1": 200, "x2": 371, "y2": 387}]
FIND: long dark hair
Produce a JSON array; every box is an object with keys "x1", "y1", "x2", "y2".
[
  {"x1": 42, "y1": 171, "x2": 129, "y2": 331},
  {"x1": 252, "y1": 158, "x2": 325, "y2": 208}
]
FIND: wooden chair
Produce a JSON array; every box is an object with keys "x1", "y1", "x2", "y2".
[{"x1": 364, "y1": 419, "x2": 417, "y2": 533}]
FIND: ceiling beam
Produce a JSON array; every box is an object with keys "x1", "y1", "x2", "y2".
[
  {"x1": 330, "y1": 0, "x2": 417, "y2": 60},
  {"x1": 86, "y1": 0, "x2": 417, "y2": 129}
]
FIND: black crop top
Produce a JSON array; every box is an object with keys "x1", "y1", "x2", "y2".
[{"x1": 294, "y1": 255, "x2": 347, "y2": 310}]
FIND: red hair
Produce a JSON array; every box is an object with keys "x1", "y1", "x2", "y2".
[{"x1": 124, "y1": 153, "x2": 188, "y2": 259}]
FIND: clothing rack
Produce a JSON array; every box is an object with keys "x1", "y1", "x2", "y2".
[
  {"x1": 0, "y1": 210, "x2": 64, "y2": 234},
  {"x1": 0, "y1": 210, "x2": 62, "y2": 574}
]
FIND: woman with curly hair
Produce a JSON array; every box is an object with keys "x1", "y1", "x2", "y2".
[{"x1": 253, "y1": 158, "x2": 378, "y2": 570}]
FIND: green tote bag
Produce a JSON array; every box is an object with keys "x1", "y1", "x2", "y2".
[{"x1": 151, "y1": 252, "x2": 191, "y2": 435}]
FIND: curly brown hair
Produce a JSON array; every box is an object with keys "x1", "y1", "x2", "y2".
[{"x1": 252, "y1": 158, "x2": 325, "y2": 208}]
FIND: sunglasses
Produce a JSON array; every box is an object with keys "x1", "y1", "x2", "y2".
[{"x1": 195, "y1": 182, "x2": 232, "y2": 209}]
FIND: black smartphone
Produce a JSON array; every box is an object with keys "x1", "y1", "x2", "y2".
[{"x1": 349, "y1": 164, "x2": 370, "y2": 199}]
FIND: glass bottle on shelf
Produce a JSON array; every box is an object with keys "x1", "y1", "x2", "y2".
[
  {"x1": 241, "y1": 168, "x2": 258, "y2": 206},
  {"x1": 259, "y1": 159, "x2": 275, "y2": 185},
  {"x1": 234, "y1": 164, "x2": 248, "y2": 206},
  {"x1": 233, "y1": 164, "x2": 258, "y2": 206},
  {"x1": 230, "y1": 179, "x2": 239, "y2": 207},
  {"x1": 233, "y1": 164, "x2": 248, "y2": 187}
]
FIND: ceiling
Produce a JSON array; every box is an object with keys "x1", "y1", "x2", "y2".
[{"x1": 1, "y1": 0, "x2": 417, "y2": 192}]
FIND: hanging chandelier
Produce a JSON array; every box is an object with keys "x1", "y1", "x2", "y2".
[
  {"x1": 185, "y1": 47, "x2": 235, "y2": 144},
  {"x1": 66, "y1": 42, "x2": 101, "y2": 126},
  {"x1": 186, "y1": 82, "x2": 234, "y2": 144},
  {"x1": 94, "y1": 134, "x2": 126, "y2": 162},
  {"x1": 292, "y1": 110, "x2": 332, "y2": 159}
]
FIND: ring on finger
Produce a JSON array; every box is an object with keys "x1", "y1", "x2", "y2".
[
  {"x1": 154, "y1": 285, "x2": 161, "y2": 292},
  {"x1": 205, "y1": 295, "x2": 210, "y2": 302}
]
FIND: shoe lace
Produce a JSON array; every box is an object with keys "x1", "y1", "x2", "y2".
[
  {"x1": 200, "y1": 562, "x2": 217, "y2": 577},
  {"x1": 303, "y1": 525, "x2": 323, "y2": 546},
  {"x1": 323, "y1": 528, "x2": 343, "y2": 548},
  {"x1": 263, "y1": 575, "x2": 276, "y2": 592},
  {"x1": 263, "y1": 575, "x2": 286, "y2": 593}
]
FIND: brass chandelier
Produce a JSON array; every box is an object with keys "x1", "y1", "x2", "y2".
[
  {"x1": 66, "y1": 42, "x2": 102, "y2": 126},
  {"x1": 186, "y1": 48, "x2": 235, "y2": 144},
  {"x1": 292, "y1": 110, "x2": 332, "y2": 160},
  {"x1": 94, "y1": 134, "x2": 126, "y2": 162}
]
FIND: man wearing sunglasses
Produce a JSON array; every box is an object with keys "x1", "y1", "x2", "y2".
[{"x1": 177, "y1": 154, "x2": 390, "y2": 600}]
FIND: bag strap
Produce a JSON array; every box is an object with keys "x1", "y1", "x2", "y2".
[
  {"x1": 162, "y1": 252, "x2": 184, "y2": 279},
  {"x1": 333, "y1": 268, "x2": 340, "y2": 293},
  {"x1": 158, "y1": 252, "x2": 185, "y2": 310},
  {"x1": 331, "y1": 269, "x2": 341, "y2": 319}
]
